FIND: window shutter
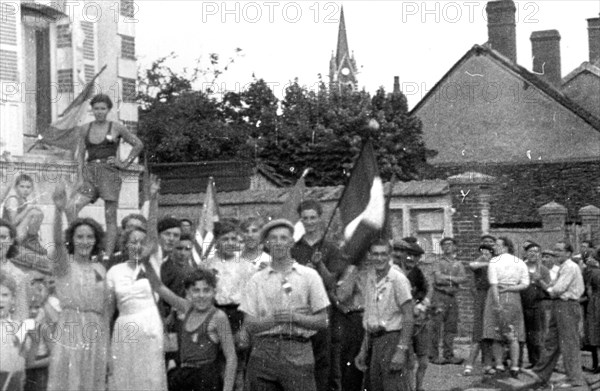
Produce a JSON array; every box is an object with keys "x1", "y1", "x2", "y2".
[{"x1": 0, "y1": 3, "x2": 19, "y2": 83}]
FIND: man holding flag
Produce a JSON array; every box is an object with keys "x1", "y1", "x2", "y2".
[{"x1": 291, "y1": 199, "x2": 346, "y2": 391}]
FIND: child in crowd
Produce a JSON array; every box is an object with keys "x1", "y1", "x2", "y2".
[
  {"x1": 23, "y1": 273, "x2": 54, "y2": 391},
  {"x1": 2, "y1": 174, "x2": 45, "y2": 255},
  {"x1": 0, "y1": 270, "x2": 26, "y2": 391}
]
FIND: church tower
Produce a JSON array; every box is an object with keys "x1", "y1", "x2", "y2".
[{"x1": 329, "y1": 7, "x2": 358, "y2": 91}]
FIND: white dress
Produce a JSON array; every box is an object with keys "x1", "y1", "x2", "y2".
[{"x1": 107, "y1": 263, "x2": 167, "y2": 391}]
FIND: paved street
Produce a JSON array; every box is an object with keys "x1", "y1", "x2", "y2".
[{"x1": 421, "y1": 341, "x2": 600, "y2": 391}]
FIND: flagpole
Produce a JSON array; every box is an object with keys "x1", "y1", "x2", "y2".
[{"x1": 318, "y1": 119, "x2": 381, "y2": 252}]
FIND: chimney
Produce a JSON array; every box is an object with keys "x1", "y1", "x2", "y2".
[
  {"x1": 530, "y1": 30, "x2": 562, "y2": 87},
  {"x1": 486, "y1": 0, "x2": 517, "y2": 63},
  {"x1": 588, "y1": 17, "x2": 600, "y2": 64},
  {"x1": 393, "y1": 76, "x2": 400, "y2": 94}
]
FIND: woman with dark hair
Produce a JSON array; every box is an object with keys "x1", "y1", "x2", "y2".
[
  {"x1": 67, "y1": 93, "x2": 144, "y2": 263},
  {"x1": 106, "y1": 175, "x2": 167, "y2": 391},
  {"x1": 47, "y1": 184, "x2": 111, "y2": 391},
  {"x1": 482, "y1": 237, "x2": 530, "y2": 378},
  {"x1": 0, "y1": 218, "x2": 30, "y2": 323}
]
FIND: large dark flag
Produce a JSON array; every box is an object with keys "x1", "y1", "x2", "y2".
[
  {"x1": 32, "y1": 65, "x2": 107, "y2": 151},
  {"x1": 339, "y1": 140, "x2": 386, "y2": 265}
]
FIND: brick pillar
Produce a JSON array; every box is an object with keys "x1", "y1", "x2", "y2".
[
  {"x1": 538, "y1": 201, "x2": 567, "y2": 230},
  {"x1": 447, "y1": 171, "x2": 496, "y2": 337},
  {"x1": 579, "y1": 205, "x2": 600, "y2": 245}
]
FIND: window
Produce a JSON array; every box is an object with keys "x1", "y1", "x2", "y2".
[{"x1": 121, "y1": 35, "x2": 135, "y2": 59}]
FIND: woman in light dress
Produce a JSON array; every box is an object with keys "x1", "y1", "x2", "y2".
[
  {"x1": 47, "y1": 185, "x2": 111, "y2": 391},
  {"x1": 106, "y1": 174, "x2": 167, "y2": 391}
]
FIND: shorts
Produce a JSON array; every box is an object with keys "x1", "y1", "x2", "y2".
[{"x1": 78, "y1": 162, "x2": 122, "y2": 202}]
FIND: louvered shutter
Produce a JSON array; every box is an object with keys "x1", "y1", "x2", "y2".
[{"x1": 0, "y1": 2, "x2": 23, "y2": 155}]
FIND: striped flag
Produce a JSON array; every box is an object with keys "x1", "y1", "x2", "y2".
[
  {"x1": 276, "y1": 168, "x2": 309, "y2": 242},
  {"x1": 338, "y1": 140, "x2": 386, "y2": 265},
  {"x1": 32, "y1": 65, "x2": 107, "y2": 152},
  {"x1": 193, "y1": 177, "x2": 220, "y2": 264}
]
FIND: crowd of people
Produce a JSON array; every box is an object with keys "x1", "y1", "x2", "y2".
[{"x1": 1, "y1": 94, "x2": 599, "y2": 391}]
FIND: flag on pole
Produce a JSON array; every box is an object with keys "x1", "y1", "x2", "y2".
[
  {"x1": 140, "y1": 156, "x2": 151, "y2": 218},
  {"x1": 338, "y1": 139, "x2": 386, "y2": 265},
  {"x1": 31, "y1": 64, "x2": 107, "y2": 152},
  {"x1": 276, "y1": 168, "x2": 310, "y2": 242},
  {"x1": 193, "y1": 177, "x2": 221, "y2": 264},
  {"x1": 382, "y1": 174, "x2": 398, "y2": 241}
]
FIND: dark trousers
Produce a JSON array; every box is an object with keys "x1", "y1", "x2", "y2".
[
  {"x1": 366, "y1": 332, "x2": 413, "y2": 391},
  {"x1": 311, "y1": 327, "x2": 331, "y2": 391},
  {"x1": 520, "y1": 307, "x2": 545, "y2": 367},
  {"x1": 168, "y1": 363, "x2": 221, "y2": 391},
  {"x1": 339, "y1": 311, "x2": 365, "y2": 391},
  {"x1": 430, "y1": 292, "x2": 459, "y2": 359},
  {"x1": 533, "y1": 301, "x2": 585, "y2": 386},
  {"x1": 25, "y1": 367, "x2": 48, "y2": 391},
  {"x1": 246, "y1": 338, "x2": 316, "y2": 391},
  {"x1": 329, "y1": 309, "x2": 343, "y2": 391}
]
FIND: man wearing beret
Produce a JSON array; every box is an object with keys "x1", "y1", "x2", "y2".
[
  {"x1": 430, "y1": 237, "x2": 467, "y2": 365},
  {"x1": 391, "y1": 238, "x2": 430, "y2": 391},
  {"x1": 241, "y1": 219, "x2": 330, "y2": 391},
  {"x1": 519, "y1": 241, "x2": 551, "y2": 368}
]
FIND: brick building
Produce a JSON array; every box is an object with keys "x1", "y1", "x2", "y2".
[
  {"x1": 410, "y1": 0, "x2": 600, "y2": 336},
  {"x1": 412, "y1": 1, "x2": 600, "y2": 229}
]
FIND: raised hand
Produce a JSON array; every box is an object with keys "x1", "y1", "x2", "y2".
[
  {"x1": 149, "y1": 174, "x2": 161, "y2": 197},
  {"x1": 52, "y1": 183, "x2": 68, "y2": 211}
]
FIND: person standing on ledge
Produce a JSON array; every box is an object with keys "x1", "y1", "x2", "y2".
[{"x1": 66, "y1": 94, "x2": 144, "y2": 263}]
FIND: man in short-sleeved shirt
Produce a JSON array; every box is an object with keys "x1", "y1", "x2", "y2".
[
  {"x1": 241, "y1": 219, "x2": 330, "y2": 391},
  {"x1": 355, "y1": 238, "x2": 414, "y2": 391}
]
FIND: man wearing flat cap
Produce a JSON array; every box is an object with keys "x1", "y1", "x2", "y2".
[
  {"x1": 519, "y1": 241, "x2": 550, "y2": 368},
  {"x1": 430, "y1": 237, "x2": 467, "y2": 365},
  {"x1": 241, "y1": 219, "x2": 330, "y2": 391}
]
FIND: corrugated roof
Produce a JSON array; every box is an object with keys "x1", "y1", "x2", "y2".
[{"x1": 159, "y1": 179, "x2": 448, "y2": 206}]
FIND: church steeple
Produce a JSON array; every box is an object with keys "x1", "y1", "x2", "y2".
[{"x1": 329, "y1": 6, "x2": 358, "y2": 91}]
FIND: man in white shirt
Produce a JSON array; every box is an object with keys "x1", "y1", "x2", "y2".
[{"x1": 524, "y1": 242, "x2": 586, "y2": 389}]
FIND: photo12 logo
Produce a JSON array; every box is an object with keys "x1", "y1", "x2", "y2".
[
  {"x1": 201, "y1": 2, "x2": 341, "y2": 24},
  {"x1": 400, "y1": 1, "x2": 539, "y2": 24}
]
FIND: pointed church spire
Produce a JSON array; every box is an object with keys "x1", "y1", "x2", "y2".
[
  {"x1": 329, "y1": 5, "x2": 358, "y2": 91},
  {"x1": 336, "y1": 6, "x2": 350, "y2": 68}
]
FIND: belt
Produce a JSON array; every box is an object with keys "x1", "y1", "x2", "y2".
[
  {"x1": 368, "y1": 329, "x2": 401, "y2": 339},
  {"x1": 259, "y1": 334, "x2": 310, "y2": 343},
  {"x1": 181, "y1": 361, "x2": 213, "y2": 369},
  {"x1": 87, "y1": 158, "x2": 114, "y2": 164},
  {"x1": 345, "y1": 308, "x2": 364, "y2": 315},
  {"x1": 434, "y1": 288, "x2": 457, "y2": 296},
  {"x1": 550, "y1": 298, "x2": 578, "y2": 302}
]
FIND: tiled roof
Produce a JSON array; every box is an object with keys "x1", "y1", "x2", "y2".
[
  {"x1": 410, "y1": 44, "x2": 600, "y2": 132},
  {"x1": 562, "y1": 61, "x2": 600, "y2": 84}
]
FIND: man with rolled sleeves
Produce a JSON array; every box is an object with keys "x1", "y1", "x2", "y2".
[
  {"x1": 430, "y1": 237, "x2": 468, "y2": 365},
  {"x1": 355, "y1": 238, "x2": 414, "y2": 391},
  {"x1": 241, "y1": 219, "x2": 330, "y2": 391},
  {"x1": 524, "y1": 241, "x2": 586, "y2": 389},
  {"x1": 391, "y1": 238, "x2": 430, "y2": 391}
]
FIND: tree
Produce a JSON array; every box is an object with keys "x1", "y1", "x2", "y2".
[
  {"x1": 259, "y1": 83, "x2": 436, "y2": 186},
  {"x1": 137, "y1": 54, "x2": 436, "y2": 183},
  {"x1": 138, "y1": 51, "x2": 252, "y2": 163}
]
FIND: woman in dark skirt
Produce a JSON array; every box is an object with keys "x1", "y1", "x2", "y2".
[{"x1": 482, "y1": 237, "x2": 530, "y2": 378}]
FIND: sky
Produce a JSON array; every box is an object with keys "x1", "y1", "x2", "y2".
[{"x1": 135, "y1": 1, "x2": 600, "y2": 109}]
